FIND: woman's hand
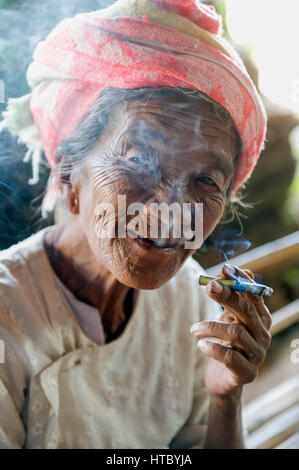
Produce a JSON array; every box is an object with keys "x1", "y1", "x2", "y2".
[{"x1": 191, "y1": 264, "x2": 272, "y2": 396}]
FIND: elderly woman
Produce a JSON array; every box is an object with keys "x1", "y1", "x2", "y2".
[{"x1": 0, "y1": 0, "x2": 271, "y2": 449}]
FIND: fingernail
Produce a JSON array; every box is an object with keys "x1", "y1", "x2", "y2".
[
  {"x1": 190, "y1": 323, "x2": 200, "y2": 334},
  {"x1": 197, "y1": 339, "x2": 209, "y2": 349},
  {"x1": 210, "y1": 280, "x2": 223, "y2": 294},
  {"x1": 224, "y1": 264, "x2": 235, "y2": 276}
]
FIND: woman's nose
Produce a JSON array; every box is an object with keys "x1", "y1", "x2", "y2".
[
  {"x1": 140, "y1": 178, "x2": 192, "y2": 240},
  {"x1": 153, "y1": 178, "x2": 183, "y2": 206}
]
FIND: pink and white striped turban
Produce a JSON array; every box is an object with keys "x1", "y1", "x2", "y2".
[{"x1": 0, "y1": 0, "x2": 267, "y2": 216}]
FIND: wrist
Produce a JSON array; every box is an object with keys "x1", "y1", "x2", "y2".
[{"x1": 209, "y1": 386, "x2": 243, "y2": 404}]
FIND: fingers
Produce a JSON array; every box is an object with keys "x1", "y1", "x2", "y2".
[
  {"x1": 243, "y1": 268, "x2": 255, "y2": 280},
  {"x1": 194, "y1": 266, "x2": 272, "y2": 392},
  {"x1": 191, "y1": 320, "x2": 266, "y2": 364},
  {"x1": 206, "y1": 280, "x2": 272, "y2": 343},
  {"x1": 220, "y1": 264, "x2": 272, "y2": 329},
  {"x1": 250, "y1": 296, "x2": 272, "y2": 330},
  {"x1": 197, "y1": 339, "x2": 257, "y2": 385}
]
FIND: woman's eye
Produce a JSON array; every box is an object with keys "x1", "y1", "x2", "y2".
[
  {"x1": 195, "y1": 176, "x2": 216, "y2": 186},
  {"x1": 128, "y1": 156, "x2": 144, "y2": 165}
]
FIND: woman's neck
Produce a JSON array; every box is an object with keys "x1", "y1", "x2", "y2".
[{"x1": 44, "y1": 216, "x2": 135, "y2": 338}]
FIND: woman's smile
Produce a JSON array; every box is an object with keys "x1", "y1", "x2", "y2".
[{"x1": 127, "y1": 229, "x2": 184, "y2": 254}]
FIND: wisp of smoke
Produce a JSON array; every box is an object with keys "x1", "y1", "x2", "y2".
[{"x1": 198, "y1": 228, "x2": 252, "y2": 262}]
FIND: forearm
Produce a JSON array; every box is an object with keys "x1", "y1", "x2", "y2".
[{"x1": 204, "y1": 387, "x2": 245, "y2": 449}]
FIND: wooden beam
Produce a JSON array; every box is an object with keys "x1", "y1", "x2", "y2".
[
  {"x1": 243, "y1": 376, "x2": 299, "y2": 434},
  {"x1": 270, "y1": 300, "x2": 299, "y2": 335},
  {"x1": 245, "y1": 404, "x2": 299, "y2": 449},
  {"x1": 275, "y1": 431, "x2": 299, "y2": 449}
]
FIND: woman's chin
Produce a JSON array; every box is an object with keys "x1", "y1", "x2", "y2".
[
  {"x1": 97, "y1": 238, "x2": 189, "y2": 289},
  {"x1": 126, "y1": 277, "x2": 169, "y2": 290},
  {"x1": 110, "y1": 264, "x2": 180, "y2": 290}
]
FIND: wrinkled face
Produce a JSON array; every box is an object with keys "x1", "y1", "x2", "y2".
[{"x1": 67, "y1": 95, "x2": 239, "y2": 289}]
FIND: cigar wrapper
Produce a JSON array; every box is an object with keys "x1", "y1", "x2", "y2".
[{"x1": 199, "y1": 275, "x2": 273, "y2": 296}]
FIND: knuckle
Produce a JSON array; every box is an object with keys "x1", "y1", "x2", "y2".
[
  {"x1": 224, "y1": 286, "x2": 236, "y2": 305},
  {"x1": 255, "y1": 345, "x2": 266, "y2": 364},
  {"x1": 264, "y1": 330, "x2": 272, "y2": 348},
  {"x1": 209, "y1": 341, "x2": 220, "y2": 354},
  {"x1": 266, "y1": 312, "x2": 273, "y2": 330},
  {"x1": 260, "y1": 304, "x2": 272, "y2": 329},
  {"x1": 244, "y1": 368, "x2": 256, "y2": 384},
  {"x1": 263, "y1": 304, "x2": 271, "y2": 316},
  {"x1": 246, "y1": 302, "x2": 257, "y2": 318},
  {"x1": 229, "y1": 323, "x2": 243, "y2": 340},
  {"x1": 207, "y1": 321, "x2": 218, "y2": 333},
  {"x1": 223, "y1": 347, "x2": 234, "y2": 367},
  {"x1": 234, "y1": 375, "x2": 244, "y2": 387},
  {"x1": 237, "y1": 295, "x2": 248, "y2": 313}
]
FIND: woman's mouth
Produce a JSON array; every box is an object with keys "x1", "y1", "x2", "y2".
[{"x1": 127, "y1": 230, "x2": 182, "y2": 253}]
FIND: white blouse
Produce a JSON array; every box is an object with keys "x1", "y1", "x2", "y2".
[
  {"x1": 53, "y1": 268, "x2": 106, "y2": 346},
  {"x1": 0, "y1": 225, "x2": 220, "y2": 449}
]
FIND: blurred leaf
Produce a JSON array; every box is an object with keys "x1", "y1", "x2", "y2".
[
  {"x1": 283, "y1": 266, "x2": 299, "y2": 288},
  {"x1": 215, "y1": 0, "x2": 230, "y2": 37},
  {"x1": 0, "y1": 0, "x2": 7, "y2": 8}
]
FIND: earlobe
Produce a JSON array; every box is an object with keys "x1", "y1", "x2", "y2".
[
  {"x1": 53, "y1": 152, "x2": 82, "y2": 214},
  {"x1": 59, "y1": 177, "x2": 80, "y2": 215},
  {"x1": 69, "y1": 173, "x2": 81, "y2": 214},
  {"x1": 72, "y1": 196, "x2": 80, "y2": 214},
  {"x1": 64, "y1": 189, "x2": 80, "y2": 214}
]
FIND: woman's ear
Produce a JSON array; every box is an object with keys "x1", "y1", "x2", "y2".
[{"x1": 57, "y1": 165, "x2": 80, "y2": 215}]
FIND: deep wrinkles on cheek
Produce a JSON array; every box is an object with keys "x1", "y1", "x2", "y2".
[
  {"x1": 203, "y1": 193, "x2": 225, "y2": 216},
  {"x1": 87, "y1": 168, "x2": 145, "y2": 249},
  {"x1": 88, "y1": 153, "x2": 124, "y2": 188},
  {"x1": 200, "y1": 189, "x2": 226, "y2": 230},
  {"x1": 88, "y1": 154, "x2": 141, "y2": 201},
  {"x1": 83, "y1": 164, "x2": 116, "y2": 239},
  {"x1": 89, "y1": 144, "x2": 159, "y2": 198}
]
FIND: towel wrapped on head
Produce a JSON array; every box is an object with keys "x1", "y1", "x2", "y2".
[{"x1": 0, "y1": 0, "x2": 267, "y2": 217}]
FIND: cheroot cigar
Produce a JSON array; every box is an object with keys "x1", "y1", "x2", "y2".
[{"x1": 199, "y1": 275, "x2": 273, "y2": 296}]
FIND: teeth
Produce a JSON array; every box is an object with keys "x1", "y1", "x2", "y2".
[
  {"x1": 150, "y1": 239, "x2": 177, "y2": 248},
  {"x1": 151, "y1": 239, "x2": 166, "y2": 247}
]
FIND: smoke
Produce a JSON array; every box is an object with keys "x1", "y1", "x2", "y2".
[
  {"x1": 0, "y1": 0, "x2": 114, "y2": 249},
  {"x1": 0, "y1": 0, "x2": 114, "y2": 98},
  {"x1": 199, "y1": 228, "x2": 252, "y2": 262}
]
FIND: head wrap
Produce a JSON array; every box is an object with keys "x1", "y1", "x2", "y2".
[{"x1": 0, "y1": 0, "x2": 267, "y2": 217}]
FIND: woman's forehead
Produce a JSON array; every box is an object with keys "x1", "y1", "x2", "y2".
[
  {"x1": 119, "y1": 97, "x2": 222, "y2": 128},
  {"x1": 109, "y1": 98, "x2": 239, "y2": 158}
]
